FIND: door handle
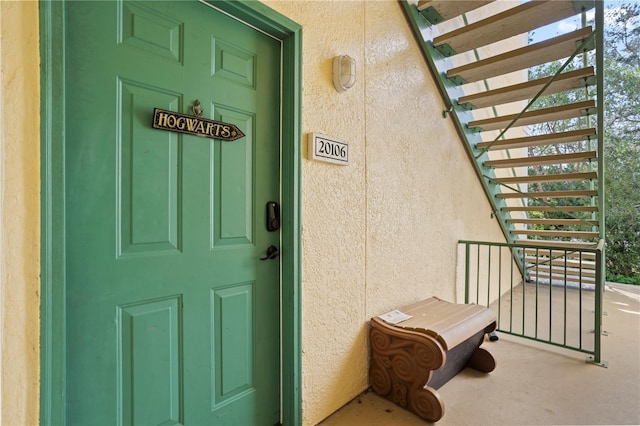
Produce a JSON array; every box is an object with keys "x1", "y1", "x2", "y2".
[{"x1": 260, "y1": 245, "x2": 279, "y2": 261}]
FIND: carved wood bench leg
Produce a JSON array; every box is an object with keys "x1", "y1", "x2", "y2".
[
  {"x1": 409, "y1": 386, "x2": 445, "y2": 423},
  {"x1": 370, "y1": 325, "x2": 448, "y2": 422},
  {"x1": 370, "y1": 357, "x2": 445, "y2": 422},
  {"x1": 467, "y1": 347, "x2": 496, "y2": 373},
  {"x1": 369, "y1": 357, "x2": 392, "y2": 397}
]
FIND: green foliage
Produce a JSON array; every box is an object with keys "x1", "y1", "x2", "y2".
[
  {"x1": 602, "y1": 3, "x2": 640, "y2": 281},
  {"x1": 606, "y1": 271, "x2": 640, "y2": 286},
  {"x1": 604, "y1": 133, "x2": 640, "y2": 278}
]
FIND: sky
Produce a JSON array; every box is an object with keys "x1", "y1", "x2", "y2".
[{"x1": 530, "y1": 0, "x2": 639, "y2": 43}]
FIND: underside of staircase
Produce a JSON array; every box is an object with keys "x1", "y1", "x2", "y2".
[{"x1": 402, "y1": 0, "x2": 604, "y2": 287}]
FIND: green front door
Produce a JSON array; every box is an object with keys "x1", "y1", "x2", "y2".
[{"x1": 64, "y1": 1, "x2": 281, "y2": 424}]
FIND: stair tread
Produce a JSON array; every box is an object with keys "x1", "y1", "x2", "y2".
[
  {"x1": 529, "y1": 270, "x2": 596, "y2": 282},
  {"x1": 512, "y1": 229, "x2": 600, "y2": 238},
  {"x1": 525, "y1": 251, "x2": 597, "y2": 260},
  {"x1": 524, "y1": 256, "x2": 597, "y2": 269},
  {"x1": 530, "y1": 267, "x2": 596, "y2": 276},
  {"x1": 489, "y1": 171, "x2": 597, "y2": 185},
  {"x1": 527, "y1": 263, "x2": 597, "y2": 276},
  {"x1": 433, "y1": 0, "x2": 588, "y2": 55},
  {"x1": 502, "y1": 205, "x2": 598, "y2": 212},
  {"x1": 448, "y1": 27, "x2": 593, "y2": 83},
  {"x1": 523, "y1": 248, "x2": 598, "y2": 259},
  {"x1": 497, "y1": 189, "x2": 598, "y2": 199},
  {"x1": 459, "y1": 67, "x2": 595, "y2": 109},
  {"x1": 477, "y1": 128, "x2": 597, "y2": 151},
  {"x1": 525, "y1": 258, "x2": 596, "y2": 268},
  {"x1": 515, "y1": 239, "x2": 599, "y2": 249},
  {"x1": 485, "y1": 150, "x2": 597, "y2": 168},
  {"x1": 507, "y1": 218, "x2": 599, "y2": 226},
  {"x1": 469, "y1": 100, "x2": 596, "y2": 131},
  {"x1": 417, "y1": 0, "x2": 494, "y2": 24}
]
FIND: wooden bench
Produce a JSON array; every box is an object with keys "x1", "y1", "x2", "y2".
[{"x1": 369, "y1": 296, "x2": 497, "y2": 422}]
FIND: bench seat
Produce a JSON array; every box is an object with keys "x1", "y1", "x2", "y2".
[{"x1": 369, "y1": 296, "x2": 497, "y2": 422}]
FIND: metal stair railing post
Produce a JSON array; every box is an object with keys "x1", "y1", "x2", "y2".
[
  {"x1": 595, "y1": 0, "x2": 605, "y2": 246},
  {"x1": 593, "y1": 239, "x2": 605, "y2": 365}
]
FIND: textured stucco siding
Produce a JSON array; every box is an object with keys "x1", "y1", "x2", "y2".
[
  {"x1": 265, "y1": 1, "x2": 517, "y2": 424},
  {"x1": 0, "y1": 2, "x2": 41, "y2": 425}
]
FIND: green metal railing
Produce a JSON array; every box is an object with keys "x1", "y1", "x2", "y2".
[{"x1": 460, "y1": 239, "x2": 606, "y2": 366}]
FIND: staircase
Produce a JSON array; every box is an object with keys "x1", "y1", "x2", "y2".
[{"x1": 401, "y1": 0, "x2": 604, "y2": 288}]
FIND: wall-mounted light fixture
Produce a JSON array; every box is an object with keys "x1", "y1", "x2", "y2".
[{"x1": 333, "y1": 55, "x2": 356, "y2": 92}]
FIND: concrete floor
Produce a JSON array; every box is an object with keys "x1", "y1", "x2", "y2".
[{"x1": 319, "y1": 283, "x2": 640, "y2": 425}]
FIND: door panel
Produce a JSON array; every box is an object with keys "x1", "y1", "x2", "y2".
[
  {"x1": 117, "y1": 296, "x2": 182, "y2": 425},
  {"x1": 65, "y1": 1, "x2": 281, "y2": 424},
  {"x1": 118, "y1": 79, "x2": 182, "y2": 256}
]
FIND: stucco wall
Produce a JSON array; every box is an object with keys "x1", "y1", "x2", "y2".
[
  {"x1": 265, "y1": 1, "x2": 515, "y2": 424},
  {"x1": 0, "y1": 1, "x2": 519, "y2": 425},
  {"x1": 265, "y1": 2, "x2": 372, "y2": 421},
  {"x1": 0, "y1": 1, "x2": 41, "y2": 425}
]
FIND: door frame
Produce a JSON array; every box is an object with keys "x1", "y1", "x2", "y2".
[{"x1": 39, "y1": 1, "x2": 302, "y2": 424}]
